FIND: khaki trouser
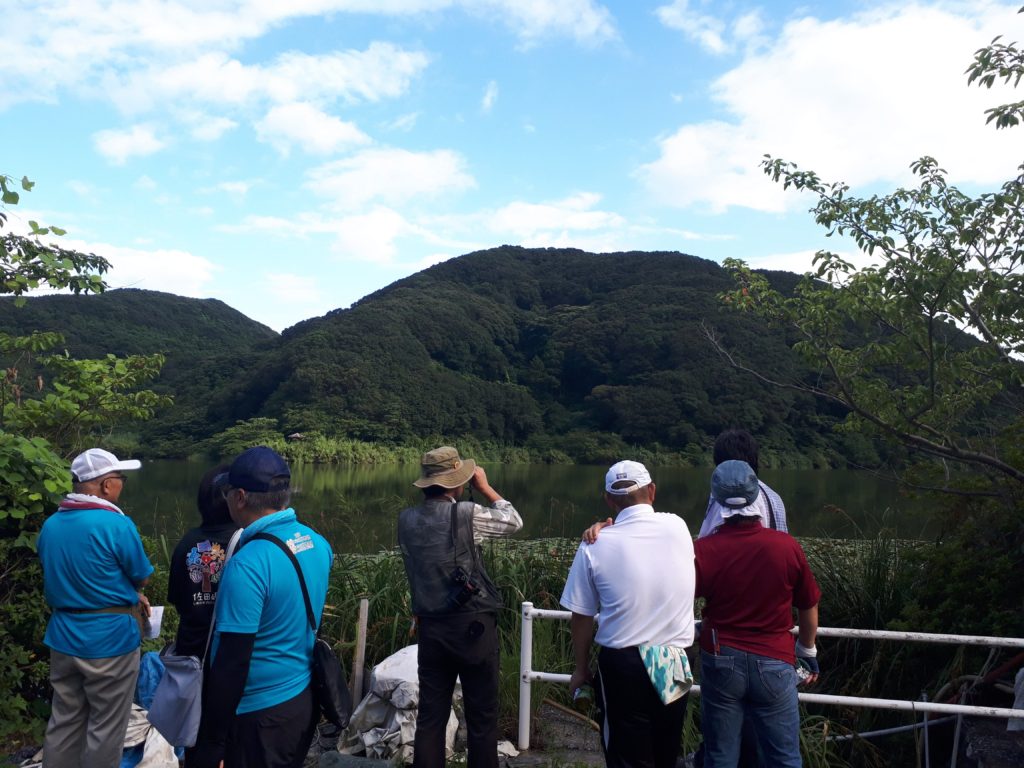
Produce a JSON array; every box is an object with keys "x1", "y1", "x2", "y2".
[{"x1": 43, "y1": 648, "x2": 140, "y2": 768}]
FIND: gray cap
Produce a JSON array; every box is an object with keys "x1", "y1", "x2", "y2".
[{"x1": 711, "y1": 460, "x2": 760, "y2": 510}]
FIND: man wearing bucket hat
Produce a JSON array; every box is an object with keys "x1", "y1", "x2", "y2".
[
  {"x1": 560, "y1": 460, "x2": 696, "y2": 768},
  {"x1": 397, "y1": 446, "x2": 522, "y2": 768},
  {"x1": 695, "y1": 460, "x2": 821, "y2": 768},
  {"x1": 38, "y1": 448, "x2": 153, "y2": 768}
]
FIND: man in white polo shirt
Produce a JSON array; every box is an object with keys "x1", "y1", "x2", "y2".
[{"x1": 560, "y1": 460, "x2": 696, "y2": 768}]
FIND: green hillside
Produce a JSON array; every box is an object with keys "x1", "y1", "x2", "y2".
[
  {"x1": 0, "y1": 288, "x2": 278, "y2": 456},
  {"x1": 0, "y1": 248, "x2": 881, "y2": 466},
  {"x1": 201, "y1": 246, "x2": 871, "y2": 466}
]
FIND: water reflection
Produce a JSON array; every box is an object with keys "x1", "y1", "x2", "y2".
[{"x1": 122, "y1": 462, "x2": 934, "y2": 554}]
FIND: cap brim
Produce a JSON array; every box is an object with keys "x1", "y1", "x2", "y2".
[
  {"x1": 413, "y1": 459, "x2": 476, "y2": 489},
  {"x1": 719, "y1": 505, "x2": 762, "y2": 518},
  {"x1": 605, "y1": 480, "x2": 651, "y2": 495},
  {"x1": 114, "y1": 459, "x2": 142, "y2": 472}
]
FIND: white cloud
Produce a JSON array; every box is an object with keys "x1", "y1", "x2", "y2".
[
  {"x1": 266, "y1": 272, "x2": 324, "y2": 305},
  {"x1": 472, "y1": 0, "x2": 618, "y2": 48},
  {"x1": 656, "y1": 0, "x2": 727, "y2": 54},
  {"x1": 732, "y1": 9, "x2": 766, "y2": 46},
  {"x1": 306, "y1": 148, "x2": 476, "y2": 209},
  {"x1": 110, "y1": 44, "x2": 431, "y2": 116},
  {"x1": 481, "y1": 80, "x2": 499, "y2": 112},
  {"x1": 67, "y1": 180, "x2": 96, "y2": 199},
  {"x1": 50, "y1": 237, "x2": 219, "y2": 297},
  {"x1": 134, "y1": 175, "x2": 157, "y2": 190},
  {"x1": 216, "y1": 181, "x2": 254, "y2": 197},
  {"x1": 383, "y1": 112, "x2": 420, "y2": 131},
  {"x1": 745, "y1": 248, "x2": 879, "y2": 276},
  {"x1": 640, "y1": 2, "x2": 1024, "y2": 213},
  {"x1": 2, "y1": 2, "x2": 611, "y2": 114},
  {"x1": 329, "y1": 207, "x2": 410, "y2": 264},
  {"x1": 183, "y1": 113, "x2": 238, "y2": 141},
  {"x1": 488, "y1": 192, "x2": 624, "y2": 237},
  {"x1": 92, "y1": 124, "x2": 165, "y2": 164},
  {"x1": 256, "y1": 103, "x2": 370, "y2": 156}
]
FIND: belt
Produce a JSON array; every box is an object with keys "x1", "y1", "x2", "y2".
[{"x1": 59, "y1": 604, "x2": 146, "y2": 638}]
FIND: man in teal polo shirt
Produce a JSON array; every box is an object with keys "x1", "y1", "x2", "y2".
[
  {"x1": 39, "y1": 448, "x2": 153, "y2": 768},
  {"x1": 192, "y1": 446, "x2": 333, "y2": 768}
]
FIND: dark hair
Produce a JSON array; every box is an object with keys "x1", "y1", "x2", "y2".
[
  {"x1": 241, "y1": 488, "x2": 292, "y2": 513},
  {"x1": 197, "y1": 464, "x2": 232, "y2": 526},
  {"x1": 713, "y1": 429, "x2": 759, "y2": 474}
]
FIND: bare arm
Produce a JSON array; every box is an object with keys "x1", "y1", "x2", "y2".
[
  {"x1": 568, "y1": 612, "x2": 595, "y2": 693},
  {"x1": 797, "y1": 604, "x2": 818, "y2": 649},
  {"x1": 470, "y1": 465, "x2": 503, "y2": 504},
  {"x1": 796, "y1": 604, "x2": 820, "y2": 685}
]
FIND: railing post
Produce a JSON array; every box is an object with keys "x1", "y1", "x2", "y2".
[{"x1": 519, "y1": 601, "x2": 534, "y2": 751}]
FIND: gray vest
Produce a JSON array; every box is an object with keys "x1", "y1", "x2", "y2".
[{"x1": 397, "y1": 498, "x2": 501, "y2": 616}]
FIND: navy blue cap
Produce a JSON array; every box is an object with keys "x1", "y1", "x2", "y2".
[
  {"x1": 711, "y1": 460, "x2": 760, "y2": 510},
  {"x1": 218, "y1": 446, "x2": 291, "y2": 492}
]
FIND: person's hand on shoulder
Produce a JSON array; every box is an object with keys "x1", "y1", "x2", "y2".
[{"x1": 582, "y1": 518, "x2": 613, "y2": 544}]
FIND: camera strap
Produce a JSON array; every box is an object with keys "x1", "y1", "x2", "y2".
[{"x1": 450, "y1": 500, "x2": 459, "y2": 572}]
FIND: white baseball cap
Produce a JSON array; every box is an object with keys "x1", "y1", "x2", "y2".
[
  {"x1": 71, "y1": 448, "x2": 141, "y2": 483},
  {"x1": 604, "y1": 460, "x2": 652, "y2": 495}
]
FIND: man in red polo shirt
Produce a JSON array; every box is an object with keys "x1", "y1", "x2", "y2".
[{"x1": 695, "y1": 460, "x2": 820, "y2": 768}]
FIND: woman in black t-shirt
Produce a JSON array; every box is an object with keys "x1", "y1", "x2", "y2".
[{"x1": 167, "y1": 465, "x2": 240, "y2": 657}]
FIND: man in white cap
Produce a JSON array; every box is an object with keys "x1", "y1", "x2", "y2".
[
  {"x1": 695, "y1": 460, "x2": 820, "y2": 768},
  {"x1": 560, "y1": 460, "x2": 696, "y2": 768},
  {"x1": 38, "y1": 448, "x2": 153, "y2": 768},
  {"x1": 397, "y1": 446, "x2": 521, "y2": 768}
]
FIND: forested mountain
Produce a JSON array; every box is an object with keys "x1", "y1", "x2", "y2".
[
  {"x1": 0, "y1": 248, "x2": 881, "y2": 466},
  {"x1": 201, "y1": 246, "x2": 874, "y2": 466},
  {"x1": 0, "y1": 288, "x2": 278, "y2": 455}
]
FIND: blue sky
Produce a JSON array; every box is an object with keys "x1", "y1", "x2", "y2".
[{"x1": 3, "y1": 1, "x2": 1022, "y2": 331}]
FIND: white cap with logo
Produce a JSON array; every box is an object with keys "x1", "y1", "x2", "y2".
[
  {"x1": 71, "y1": 448, "x2": 142, "y2": 483},
  {"x1": 604, "y1": 460, "x2": 653, "y2": 495}
]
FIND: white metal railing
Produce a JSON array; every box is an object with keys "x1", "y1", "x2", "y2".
[{"x1": 517, "y1": 601, "x2": 1024, "y2": 751}]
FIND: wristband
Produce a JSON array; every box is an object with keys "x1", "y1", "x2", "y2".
[{"x1": 795, "y1": 640, "x2": 817, "y2": 658}]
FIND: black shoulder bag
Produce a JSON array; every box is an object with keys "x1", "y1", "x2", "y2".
[{"x1": 250, "y1": 532, "x2": 352, "y2": 729}]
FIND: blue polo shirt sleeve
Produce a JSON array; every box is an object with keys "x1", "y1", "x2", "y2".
[{"x1": 120, "y1": 518, "x2": 154, "y2": 585}]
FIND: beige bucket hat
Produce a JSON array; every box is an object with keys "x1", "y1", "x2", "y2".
[{"x1": 413, "y1": 446, "x2": 476, "y2": 489}]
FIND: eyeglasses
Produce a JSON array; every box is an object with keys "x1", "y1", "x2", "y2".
[{"x1": 105, "y1": 474, "x2": 128, "y2": 485}]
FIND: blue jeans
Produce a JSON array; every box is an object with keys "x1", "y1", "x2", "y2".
[{"x1": 700, "y1": 646, "x2": 801, "y2": 768}]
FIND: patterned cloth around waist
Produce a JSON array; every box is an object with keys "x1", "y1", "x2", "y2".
[{"x1": 637, "y1": 643, "x2": 693, "y2": 704}]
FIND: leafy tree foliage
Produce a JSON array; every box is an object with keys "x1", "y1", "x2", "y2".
[
  {"x1": 716, "y1": 24, "x2": 1024, "y2": 644},
  {"x1": 0, "y1": 174, "x2": 107, "y2": 302},
  {"x1": 718, "y1": 30, "x2": 1024, "y2": 495},
  {"x1": 0, "y1": 173, "x2": 170, "y2": 741}
]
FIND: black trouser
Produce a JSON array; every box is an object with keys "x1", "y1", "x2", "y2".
[
  {"x1": 223, "y1": 685, "x2": 317, "y2": 768},
  {"x1": 414, "y1": 611, "x2": 499, "y2": 768},
  {"x1": 595, "y1": 645, "x2": 688, "y2": 768}
]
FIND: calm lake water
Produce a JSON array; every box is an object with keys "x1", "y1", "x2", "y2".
[{"x1": 120, "y1": 461, "x2": 935, "y2": 554}]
